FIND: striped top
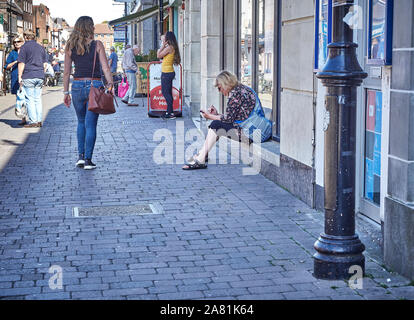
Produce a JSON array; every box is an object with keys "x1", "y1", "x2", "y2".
[{"x1": 161, "y1": 49, "x2": 175, "y2": 73}]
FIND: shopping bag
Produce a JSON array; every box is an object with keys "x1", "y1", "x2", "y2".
[
  {"x1": 236, "y1": 87, "x2": 272, "y2": 143},
  {"x1": 15, "y1": 87, "x2": 27, "y2": 119},
  {"x1": 117, "y1": 77, "x2": 129, "y2": 98}
]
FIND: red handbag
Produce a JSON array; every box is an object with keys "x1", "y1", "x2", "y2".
[{"x1": 87, "y1": 43, "x2": 118, "y2": 114}]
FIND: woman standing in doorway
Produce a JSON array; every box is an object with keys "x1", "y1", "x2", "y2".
[
  {"x1": 157, "y1": 31, "x2": 181, "y2": 119},
  {"x1": 63, "y1": 16, "x2": 113, "y2": 170}
]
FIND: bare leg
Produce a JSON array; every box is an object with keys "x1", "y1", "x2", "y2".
[
  {"x1": 195, "y1": 129, "x2": 218, "y2": 163},
  {"x1": 182, "y1": 129, "x2": 218, "y2": 169}
]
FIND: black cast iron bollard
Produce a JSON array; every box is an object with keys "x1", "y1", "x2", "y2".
[{"x1": 313, "y1": 0, "x2": 367, "y2": 280}]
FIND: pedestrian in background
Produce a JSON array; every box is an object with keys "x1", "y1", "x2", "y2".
[
  {"x1": 58, "y1": 48, "x2": 65, "y2": 63},
  {"x1": 157, "y1": 31, "x2": 181, "y2": 120},
  {"x1": 63, "y1": 16, "x2": 113, "y2": 170},
  {"x1": 108, "y1": 46, "x2": 119, "y2": 96},
  {"x1": 18, "y1": 30, "x2": 48, "y2": 128},
  {"x1": 121, "y1": 44, "x2": 140, "y2": 106},
  {"x1": 108, "y1": 46, "x2": 118, "y2": 73},
  {"x1": 4, "y1": 35, "x2": 26, "y2": 125}
]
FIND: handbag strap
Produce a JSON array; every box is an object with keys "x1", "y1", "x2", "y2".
[
  {"x1": 234, "y1": 86, "x2": 262, "y2": 124},
  {"x1": 91, "y1": 41, "x2": 98, "y2": 86}
]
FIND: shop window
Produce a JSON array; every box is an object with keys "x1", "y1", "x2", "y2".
[
  {"x1": 314, "y1": 0, "x2": 332, "y2": 71},
  {"x1": 257, "y1": 0, "x2": 274, "y2": 119},
  {"x1": 364, "y1": 89, "x2": 382, "y2": 205},
  {"x1": 240, "y1": 0, "x2": 253, "y2": 87},
  {"x1": 367, "y1": 0, "x2": 393, "y2": 65}
]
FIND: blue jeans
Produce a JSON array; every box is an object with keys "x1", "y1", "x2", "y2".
[
  {"x1": 22, "y1": 78, "x2": 43, "y2": 123},
  {"x1": 125, "y1": 71, "x2": 137, "y2": 104},
  {"x1": 161, "y1": 72, "x2": 175, "y2": 114},
  {"x1": 71, "y1": 80, "x2": 102, "y2": 160}
]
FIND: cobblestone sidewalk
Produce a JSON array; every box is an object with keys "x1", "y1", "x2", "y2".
[{"x1": 0, "y1": 88, "x2": 413, "y2": 300}]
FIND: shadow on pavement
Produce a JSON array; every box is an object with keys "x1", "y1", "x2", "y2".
[
  {"x1": 0, "y1": 139, "x2": 22, "y2": 146},
  {"x1": 0, "y1": 118, "x2": 24, "y2": 129}
]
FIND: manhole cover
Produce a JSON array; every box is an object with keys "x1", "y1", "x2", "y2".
[{"x1": 72, "y1": 203, "x2": 163, "y2": 217}]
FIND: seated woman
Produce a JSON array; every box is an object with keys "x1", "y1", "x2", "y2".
[{"x1": 183, "y1": 70, "x2": 256, "y2": 170}]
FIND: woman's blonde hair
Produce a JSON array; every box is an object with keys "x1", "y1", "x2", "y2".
[
  {"x1": 215, "y1": 71, "x2": 239, "y2": 91},
  {"x1": 66, "y1": 16, "x2": 95, "y2": 55},
  {"x1": 12, "y1": 35, "x2": 24, "y2": 48}
]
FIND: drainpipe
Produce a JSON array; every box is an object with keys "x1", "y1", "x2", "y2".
[{"x1": 159, "y1": 0, "x2": 163, "y2": 35}]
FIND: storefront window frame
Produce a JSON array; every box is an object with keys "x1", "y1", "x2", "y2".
[
  {"x1": 364, "y1": 88, "x2": 382, "y2": 207},
  {"x1": 314, "y1": 0, "x2": 332, "y2": 71},
  {"x1": 257, "y1": 0, "x2": 276, "y2": 122},
  {"x1": 367, "y1": 0, "x2": 393, "y2": 66},
  {"x1": 239, "y1": 0, "x2": 255, "y2": 89},
  {"x1": 237, "y1": 0, "x2": 280, "y2": 140}
]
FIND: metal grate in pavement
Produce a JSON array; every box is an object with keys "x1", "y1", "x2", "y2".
[
  {"x1": 72, "y1": 203, "x2": 163, "y2": 217},
  {"x1": 122, "y1": 120, "x2": 148, "y2": 125}
]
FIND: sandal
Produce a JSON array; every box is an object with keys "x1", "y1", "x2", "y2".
[{"x1": 182, "y1": 159, "x2": 207, "y2": 170}]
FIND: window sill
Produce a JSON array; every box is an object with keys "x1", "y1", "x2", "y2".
[{"x1": 192, "y1": 116, "x2": 280, "y2": 167}]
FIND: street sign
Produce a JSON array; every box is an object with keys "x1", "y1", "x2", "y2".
[
  {"x1": 0, "y1": 14, "x2": 3, "y2": 25},
  {"x1": 113, "y1": 26, "x2": 127, "y2": 43}
]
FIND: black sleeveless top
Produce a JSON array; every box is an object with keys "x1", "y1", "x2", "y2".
[{"x1": 71, "y1": 40, "x2": 101, "y2": 78}]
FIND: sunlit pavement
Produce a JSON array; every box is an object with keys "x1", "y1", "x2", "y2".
[{"x1": 0, "y1": 87, "x2": 413, "y2": 300}]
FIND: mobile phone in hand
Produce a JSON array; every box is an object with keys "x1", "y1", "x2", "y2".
[{"x1": 200, "y1": 110, "x2": 205, "y2": 113}]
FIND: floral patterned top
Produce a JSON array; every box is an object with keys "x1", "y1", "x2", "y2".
[{"x1": 220, "y1": 84, "x2": 256, "y2": 124}]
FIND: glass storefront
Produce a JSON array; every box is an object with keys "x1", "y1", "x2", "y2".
[
  {"x1": 239, "y1": 0, "x2": 278, "y2": 132},
  {"x1": 258, "y1": 0, "x2": 274, "y2": 120},
  {"x1": 370, "y1": 0, "x2": 386, "y2": 60},
  {"x1": 240, "y1": 0, "x2": 253, "y2": 87},
  {"x1": 317, "y1": 0, "x2": 331, "y2": 70}
]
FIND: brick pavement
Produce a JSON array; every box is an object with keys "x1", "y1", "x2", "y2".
[{"x1": 0, "y1": 88, "x2": 413, "y2": 300}]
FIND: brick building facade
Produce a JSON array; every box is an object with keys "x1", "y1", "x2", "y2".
[
  {"x1": 94, "y1": 23, "x2": 114, "y2": 54},
  {"x1": 15, "y1": 0, "x2": 33, "y2": 33},
  {"x1": 33, "y1": 3, "x2": 51, "y2": 46}
]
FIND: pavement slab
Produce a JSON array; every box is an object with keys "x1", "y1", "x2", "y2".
[{"x1": 0, "y1": 87, "x2": 413, "y2": 300}]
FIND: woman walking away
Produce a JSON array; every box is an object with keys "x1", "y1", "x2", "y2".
[
  {"x1": 157, "y1": 31, "x2": 181, "y2": 119},
  {"x1": 182, "y1": 71, "x2": 256, "y2": 170},
  {"x1": 5, "y1": 35, "x2": 25, "y2": 124},
  {"x1": 63, "y1": 16, "x2": 113, "y2": 170}
]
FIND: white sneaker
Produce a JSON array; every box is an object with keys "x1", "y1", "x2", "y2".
[{"x1": 84, "y1": 159, "x2": 97, "y2": 170}]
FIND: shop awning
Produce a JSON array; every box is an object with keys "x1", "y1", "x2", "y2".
[
  {"x1": 109, "y1": 1, "x2": 169, "y2": 26},
  {"x1": 0, "y1": 0, "x2": 24, "y2": 14}
]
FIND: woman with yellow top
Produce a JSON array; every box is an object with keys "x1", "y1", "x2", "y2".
[{"x1": 157, "y1": 31, "x2": 181, "y2": 119}]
